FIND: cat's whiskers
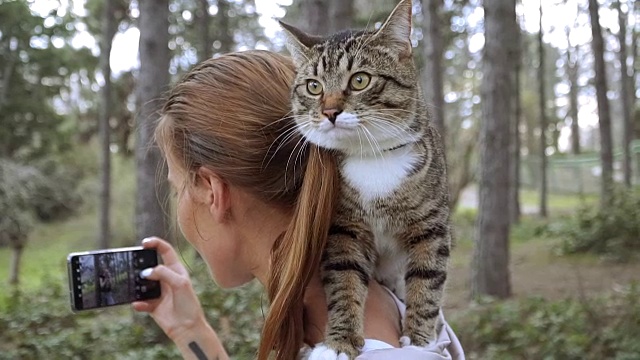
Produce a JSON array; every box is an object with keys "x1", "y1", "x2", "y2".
[
  {"x1": 284, "y1": 125, "x2": 311, "y2": 185},
  {"x1": 363, "y1": 125, "x2": 387, "y2": 160},
  {"x1": 262, "y1": 120, "x2": 310, "y2": 169},
  {"x1": 358, "y1": 113, "x2": 413, "y2": 139},
  {"x1": 365, "y1": 120, "x2": 406, "y2": 141},
  {"x1": 358, "y1": 124, "x2": 385, "y2": 161},
  {"x1": 356, "y1": 127, "x2": 364, "y2": 161}
]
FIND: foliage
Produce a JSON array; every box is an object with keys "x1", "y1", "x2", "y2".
[
  {"x1": 0, "y1": 159, "x2": 41, "y2": 247},
  {"x1": 556, "y1": 187, "x2": 640, "y2": 262},
  {"x1": 0, "y1": 156, "x2": 84, "y2": 247},
  {"x1": 0, "y1": 274, "x2": 179, "y2": 360},
  {"x1": 0, "y1": 257, "x2": 264, "y2": 360},
  {"x1": 0, "y1": 1, "x2": 97, "y2": 160},
  {"x1": 191, "y1": 258, "x2": 264, "y2": 358},
  {"x1": 452, "y1": 284, "x2": 640, "y2": 360}
]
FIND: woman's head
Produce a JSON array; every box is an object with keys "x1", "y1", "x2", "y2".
[
  {"x1": 155, "y1": 50, "x2": 338, "y2": 360},
  {"x1": 157, "y1": 50, "x2": 303, "y2": 207}
]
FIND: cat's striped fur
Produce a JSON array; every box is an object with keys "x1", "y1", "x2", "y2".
[{"x1": 282, "y1": 1, "x2": 451, "y2": 358}]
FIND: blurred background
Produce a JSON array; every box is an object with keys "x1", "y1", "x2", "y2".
[{"x1": 0, "y1": 0, "x2": 638, "y2": 359}]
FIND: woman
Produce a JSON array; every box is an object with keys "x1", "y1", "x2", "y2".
[
  {"x1": 99, "y1": 268, "x2": 116, "y2": 306},
  {"x1": 132, "y1": 50, "x2": 463, "y2": 360}
]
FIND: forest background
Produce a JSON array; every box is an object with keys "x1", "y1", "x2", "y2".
[{"x1": 1, "y1": 0, "x2": 639, "y2": 358}]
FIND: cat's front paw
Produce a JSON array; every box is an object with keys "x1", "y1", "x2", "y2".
[
  {"x1": 400, "y1": 333, "x2": 435, "y2": 348},
  {"x1": 317, "y1": 335, "x2": 362, "y2": 360},
  {"x1": 305, "y1": 345, "x2": 350, "y2": 360}
]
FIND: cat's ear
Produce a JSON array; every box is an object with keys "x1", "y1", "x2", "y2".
[
  {"x1": 279, "y1": 21, "x2": 322, "y2": 66},
  {"x1": 373, "y1": 0, "x2": 413, "y2": 58}
]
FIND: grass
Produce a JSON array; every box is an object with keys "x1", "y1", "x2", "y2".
[{"x1": 520, "y1": 188, "x2": 598, "y2": 212}]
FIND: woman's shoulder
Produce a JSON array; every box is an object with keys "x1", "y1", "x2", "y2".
[{"x1": 355, "y1": 345, "x2": 456, "y2": 360}]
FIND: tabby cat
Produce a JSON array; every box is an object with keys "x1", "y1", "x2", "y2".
[{"x1": 281, "y1": 0, "x2": 451, "y2": 358}]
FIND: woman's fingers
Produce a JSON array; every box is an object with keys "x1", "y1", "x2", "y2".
[
  {"x1": 141, "y1": 237, "x2": 188, "y2": 276},
  {"x1": 139, "y1": 264, "x2": 190, "y2": 289},
  {"x1": 132, "y1": 300, "x2": 157, "y2": 313}
]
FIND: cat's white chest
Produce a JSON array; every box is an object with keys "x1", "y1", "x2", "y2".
[{"x1": 341, "y1": 149, "x2": 418, "y2": 202}]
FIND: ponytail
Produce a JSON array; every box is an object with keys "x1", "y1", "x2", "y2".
[{"x1": 257, "y1": 145, "x2": 338, "y2": 360}]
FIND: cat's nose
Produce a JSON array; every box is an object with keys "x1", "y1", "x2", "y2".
[{"x1": 322, "y1": 108, "x2": 343, "y2": 124}]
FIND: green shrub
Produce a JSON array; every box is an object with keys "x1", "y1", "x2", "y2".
[
  {"x1": 451, "y1": 284, "x2": 640, "y2": 360},
  {"x1": 0, "y1": 258, "x2": 264, "y2": 360},
  {"x1": 556, "y1": 187, "x2": 640, "y2": 262},
  {"x1": 190, "y1": 259, "x2": 264, "y2": 359},
  {"x1": 30, "y1": 157, "x2": 84, "y2": 222}
]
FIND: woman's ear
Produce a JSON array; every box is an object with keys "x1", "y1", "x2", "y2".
[{"x1": 194, "y1": 166, "x2": 230, "y2": 223}]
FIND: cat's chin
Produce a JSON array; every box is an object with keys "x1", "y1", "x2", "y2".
[{"x1": 304, "y1": 128, "x2": 359, "y2": 151}]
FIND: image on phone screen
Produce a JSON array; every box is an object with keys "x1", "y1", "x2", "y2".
[{"x1": 68, "y1": 247, "x2": 160, "y2": 311}]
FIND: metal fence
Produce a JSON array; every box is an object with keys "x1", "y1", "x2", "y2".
[{"x1": 521, "y1": 140, "x2": 640, "y2": 194}]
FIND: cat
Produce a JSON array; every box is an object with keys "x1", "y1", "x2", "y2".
[{"x1": 281, "y1": 0, "x2": 451, "y2": 358}]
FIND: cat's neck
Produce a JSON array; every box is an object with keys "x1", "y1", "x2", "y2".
[{"x1": 339, "y1": 136, "x2": 420, "y2": 159}]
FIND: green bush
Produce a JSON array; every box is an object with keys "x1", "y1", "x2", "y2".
[
  {"x1": 0, "y1": 258, "x2": 264, "y2": 360},
  {"x1": 190, "y1": 258, "x2": 264, "y2": 359},
  {"x1": 30, "y1": 157, "x2": 84, "y2": 222},
  {"x1": 451, "y1": 284, "x2": 640, "y2": 360},
  {"x1": 556, "y1": 187, "x2": 640, "y2": 262}
]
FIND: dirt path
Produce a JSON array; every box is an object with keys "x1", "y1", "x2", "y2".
[{"x1": 443, "y1": 240, "x2": 640, "y2": 311}]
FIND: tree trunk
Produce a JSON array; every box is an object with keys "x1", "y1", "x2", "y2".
[
  {"x1": 616, "y1": 0, "x2": 633, "y2": 187},
  {"x1": 196, "y1": 0, "x2": 211, "y2": 61},
  {"x1": 510, "y1": 11, "x2": 522, "y2": 225},
  {"x1": 136, "y1": 0, "x2": 171, "y2": 243},
  {"x1": 420, "y1": 0, "x2": 446, "y2": 143},
  {"x1": 329, "y1": 0, "x2": 354, "y2": 33},
  {"x1": 301, "y1": 0, "x2": 327, "y2": 35},
  {"x1": 215, "y1": 0, "x2": 233, "y2": 53},
  {"x1": 537, "y1": 1, "x2": 548, "y2": 218},
  {"x1": 588, "y1": 0, "x2": 614, "y2": 207},
  {"x1": 98, "y1": 0, "x2": 118, "y2": 249},
  {"x1": 567, "y1": 45, "x2": 581, "y2": 154},
  {"x1": 472, "y1": 0, "x2": 515, "y2": 300},
  {"x1": 9, "y1": 243, "x2": 23, "y2": 285}
]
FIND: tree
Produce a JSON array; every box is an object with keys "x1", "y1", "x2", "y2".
[
  {"x1": 537, "y1": 1, "x2": 548, "y2": 217},
  {"x1": 329, "y1": 0, "x2": 354, "y2": 33},
  {"x1": 616, "y1": 0, "x2": 633, "y2": 187},
  {"x1": 420, "y1": 0, "x2": 446, "y2": 140},
  {"x1": 0, "y1": 1, "x2": 95, "y2": 159},
  {"x1": 588, "y1": 0, "x2": 614, "y2": 207},
  {"x1": 300, "y1": 0, "x2": 326, "y2": 35},
  {"x1": 196, "y1": 0, "x2": 212, "y2": 62},
  {"x1": 510, "y1": 8, "x2": 522, "y2": 225},
  {"x1": 135, "y1": 0, "x2": 171, "y2": 242},
  {"x1": 472, "y1": 0, "x2": 516, "y2": 300},
  {"x1": 214, "y1": 0, "x2": 233, "y2": 53},
  {"x1": 565, "y1": 21, "x2": 581, "y2": 155},
  {"x1": 98, "y1": 0, "x2": 118, "y2": 249},
  {"x1": 293, "y1": 0, "x2": 354, "y2": 35}
]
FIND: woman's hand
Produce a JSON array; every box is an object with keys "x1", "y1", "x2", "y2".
[
  {"x1": 132, "y1": 237, "x2": 229, "y2": 360},
  {"x1": 132, "y1": 237, "x2": 204, "y2": 340}
]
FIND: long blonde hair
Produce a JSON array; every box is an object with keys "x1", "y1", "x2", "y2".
[{"x1": 155, "y1": 50, "x2": 338, "y2": 360}]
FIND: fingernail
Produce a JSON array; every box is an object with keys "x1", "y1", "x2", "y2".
[
  {"x1": 140, "y1": 268, "x2": 153, "y2": 279},
  {"x1": 142, "y1": 237, "x2": 153, "y2": 244}
]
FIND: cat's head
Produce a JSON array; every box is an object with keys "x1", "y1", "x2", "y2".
[{"x1": 281, "y1": 0, "x2": 420, "y2": 156}]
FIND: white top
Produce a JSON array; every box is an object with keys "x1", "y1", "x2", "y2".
[{"x1": 301, "y1": 289, "x2": 466, "y2": 360}]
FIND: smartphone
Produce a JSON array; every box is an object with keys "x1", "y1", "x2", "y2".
[{"x1": 67, "y1": 246, "x2": 161, "y2": 311}]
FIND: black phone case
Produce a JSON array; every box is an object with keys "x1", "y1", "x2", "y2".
[{"x1": 67, "y1": 246, "x2": 161, "y2": 311}]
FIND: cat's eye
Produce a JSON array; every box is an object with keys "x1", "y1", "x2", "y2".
[
  {"x1": 306, "y1": 80, "x2": 323, "y2": 95},
  {"x1": 349, "y1": 72, "x2": 371, "y2": 91}
]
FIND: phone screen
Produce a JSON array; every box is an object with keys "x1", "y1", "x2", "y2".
[{"x1": 67, "y1": 247, "x2": 161, "y2": 311}]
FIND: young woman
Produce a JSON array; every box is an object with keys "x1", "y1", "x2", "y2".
[{"x1": 132, "y1": 50, "x2": 464, "y2": 360}]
